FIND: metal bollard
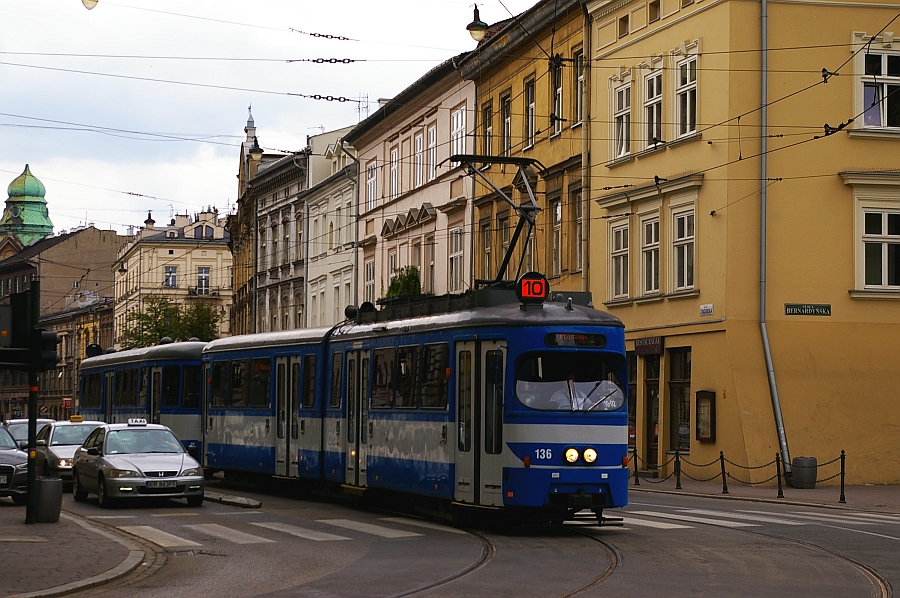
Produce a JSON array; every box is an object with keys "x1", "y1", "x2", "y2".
[
  {"x1": 675, "y1": 449, "x2": 682, "y2": 490},
  {"x1": 839, "y1": 450, "x2": 846, "y2": 504},
  {"x1": 720, "y1": 451, "x2": 729, "y2": 494},
  {"x1": 633, "y1": 449, "x2": 640, "y2": 486},
  {"x1": 776, "y1": 454, "x2": 784, "y2": 499}
]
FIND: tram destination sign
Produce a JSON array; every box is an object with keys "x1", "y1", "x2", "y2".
[{"x1": 784, "y1": 303, "x2": 831, "y2": 316}]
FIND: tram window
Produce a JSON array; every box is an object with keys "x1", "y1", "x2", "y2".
[
  {"x1": 302, "y1": 355, "x2": 316, "y2": 408},
  {"x1": 138, "y1": 367, "x2": 148, "y2": 407},
  {"x1": 458, "y1": 350, "x2": 472, "y2": 452},
  {"x1": 421, "y1": 344, "x2": 449, "y2": 409},
  {"x1": 114, "y1": 371, "x2": 125, "y2": 407},
  {"x1": 82, "y1": 373, "x2": 102, "y2": 408},
  {"x1": 330, "y1": 354, "x2": 343, "y2": 409},
  {"x1": 210, "y1": 362, "x2": 230, "y2": 407},
  {"x1": 514, "y1": 352, "x2": 626, "y2": 412},
  {"x1": 395, "y1": 346, "x2": 419, "y2": 408},
  {"x1": 290, "y1": 362, "x2": 300, "y2": 439},
  {"x1": 347, "y1": 357, "x2": 356, "y2": 443},
  {"x1": 276, "y1": 363, "x2": 286, "y2": 439},
  {"x1": 249, "y1": 358, "x2": 271, "y2": 407},
  {"x1": 484, "y1": 350, "x2": 503, "y2": 454},
  {"x1": 372, "y1": 348, "x2": 394, "y2": 409},
  {"x1": 129, "y1": 367, "x2": 140, "y2": 405},
  {"x1": 183, "y1": 365, "x2": 201, "y2": 409},
  {"x1": 161, "y1": 366, "x2": 180, "y2": 407},
  {"x1": 231, "y1": 360, "x2": 248, "y2": 407}
]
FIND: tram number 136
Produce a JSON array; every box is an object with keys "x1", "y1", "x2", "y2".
[{"x1": 535, "y1": 448, "x2": 553, "y2": 460}]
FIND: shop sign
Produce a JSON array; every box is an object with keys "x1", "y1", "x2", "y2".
[
  {"x1": 785, "y1": 303, "x2": 831, "y2": 316},
  {"x1": 634, "y1": 336, "x2": 664, "y2": 355}
]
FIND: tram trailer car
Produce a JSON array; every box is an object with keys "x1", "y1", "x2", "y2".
[
  {"x1": 78, "y1": 341, "x2": 205, "y2": 454},
  {"x1": 202, "y1": 288, "x2": 629, "y2": 523}
]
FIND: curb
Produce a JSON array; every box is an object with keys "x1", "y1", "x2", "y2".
[
  {"x1": 8, "y1": 512, "x2": 146, "y2": 598},
  {"x1": 203, "y1": 491, "x2": 261, "y2": 508}
]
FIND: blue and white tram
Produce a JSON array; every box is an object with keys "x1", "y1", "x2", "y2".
[
  {"x1": 202, "y1": 283, "x2": 629, "y2": 522},
  {"x1": 78, "y1": 341, "x2": 205, "y2": 452}
]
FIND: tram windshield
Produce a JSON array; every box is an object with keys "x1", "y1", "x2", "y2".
[{"x1": 516, "y1": 352, "x2": 626, "y2": 412}]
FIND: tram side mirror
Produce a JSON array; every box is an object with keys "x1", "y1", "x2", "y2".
[{"x1": 188, "y1": 444, "x2": 199, "y2": 459}]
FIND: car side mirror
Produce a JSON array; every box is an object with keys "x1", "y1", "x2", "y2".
[
  {"x1": 36, "y1": 439, "x2": 47, "y2": 447},
  {"x1": 187, "y1": 445, "x2": 199, "y2": 460},
  {"x1": 17, "y1": 440, "x2": 28, "y2": 450},
  {"x1": 86, "y1": 447, "x2": 100, "y2": 456}
]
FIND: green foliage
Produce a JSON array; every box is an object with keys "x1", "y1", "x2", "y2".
[
  {"x1": 118, "y1": 295, "x2": 222, "y2": 349},
  {"x1": 383, "y1": 266, "x2": 421, "y2": 299}
]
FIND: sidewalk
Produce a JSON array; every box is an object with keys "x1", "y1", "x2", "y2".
[{"x1": 2, "y1": 482, "x2": 898, "y2": 597}]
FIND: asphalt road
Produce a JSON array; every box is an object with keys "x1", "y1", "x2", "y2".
[{"x1": 63, "y1": 486, "x2": 898, "y2": 597}]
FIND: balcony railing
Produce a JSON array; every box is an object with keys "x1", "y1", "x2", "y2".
[{"x1": 187, "y1": 286, "x2": 220, "y2": 297}]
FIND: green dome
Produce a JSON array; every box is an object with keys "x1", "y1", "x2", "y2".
[{"x1": 7, "y1": 165, "x2": 46, "y2": 199}]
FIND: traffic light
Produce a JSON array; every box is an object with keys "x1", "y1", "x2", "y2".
[{"x1": 36, "y1": 329, "x2": 60, "y2": 372}]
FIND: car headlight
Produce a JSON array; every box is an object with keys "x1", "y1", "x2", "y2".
[
  {"x1": 58, "y1": 459, "x2": 73, "y2": 468},
  {"x1": 180, "y1": 467, "x2": 203, "y2": 477},
  {"x1": 583, "y1": 447, "x2": 598, "y2": 463},
  {"x1": 15, "y1": 462, "x2": 28, "y2": 471},
  {"x1": 565, "y1": 447, "x2": 580, "y2": 463},
  {"x1": 109, "y1": 469, "x2": 141, "y2": 478}
]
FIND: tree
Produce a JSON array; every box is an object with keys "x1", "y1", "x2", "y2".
[
  {"x1": 383, "y1": 266, "x2": 421, "y2": 299},
  {"x1": 118, "y1": 295, "x2": 222, "y2": 349}
]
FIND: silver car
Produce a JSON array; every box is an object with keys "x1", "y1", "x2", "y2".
[
  {"x1": 34, "y1": 417, "x2": 103, "y2": 483},
  {"x1": 3, "y1": 418, "x2": 55, "y2": 447},
  {"x1": 72, "y1": 419, "x2": 204, "y2": 508},
  {"x1": 0, "y1": 427, "x2": 28, "y2": 505}
]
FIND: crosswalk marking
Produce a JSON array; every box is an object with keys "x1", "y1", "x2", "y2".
[
  {"x1": 379, "y1": 517, "x2": 469, "y2": 535},
  {"x1": 87, "y1": 515, "x2": 136, "y2": 519},
  {"x1": 791, "y1": 510, "x2": 896, "y2": 525},
  {"x1": 250, "y1": 522, "x2": 351, "y2": 542},
  {"x1": 628, "y1": 511, "x2": 758, "y2": 528},
  {"x1": 150, "y1": 513, "x2": 200, "y2": 518},
  {"x1": 843, "y1": 512, "x2": 900, "y2": 523},
  {"x1": 119, "y1": 525, "x2": 201, "y2": 548},
  {"x1": 678, "y1": 509, "x2": 807, "y2": 526},
  {"x1": 742, "y1": 511, "x2": 875, "y2": 525},
  {"x1": 617, "y1": 516, "x2": 692, "y2": 529},
  {"x1": 318, "y1": 519, "x2": 423, "y2": 538},
  {"x1": 184, "y1": 523, "x2": 276, "y2": 544}
]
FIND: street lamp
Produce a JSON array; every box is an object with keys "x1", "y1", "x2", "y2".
[
  {"x1": 249, "y1": 136, "x2": 263, "y2": 162},
  {"x1": 466, "y1": 5, "x2": 488, "y2": 42},
  {"x1": 81, "y1": 0, "x2": 98, "y2": 9}
]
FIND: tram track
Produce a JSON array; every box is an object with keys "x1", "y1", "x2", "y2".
[{"x1": 387, "y1": 530, "x2": 496, "y2": 597}]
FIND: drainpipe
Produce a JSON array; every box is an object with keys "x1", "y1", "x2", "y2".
[
  {"x1": 581, "y1": 4, "x2": 592, "y2": 292},
  {"x1": 760, "y1": 0, "x2": 792, "y2": 478}
]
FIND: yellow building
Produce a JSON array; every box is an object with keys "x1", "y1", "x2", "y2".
[
  {"x1": 457, "y1": 1, "x2": 589, "y2": 292},
  {"x1": 584, "y1": 0, "x2": 900, "y2": 483}
]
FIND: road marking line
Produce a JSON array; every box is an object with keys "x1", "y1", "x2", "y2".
[
  {"x1": 150, "y1": 513, "x2": 200, "y2": 517},
  {"x1": 844, "y1": 513, "x2": 900, "y2": 523},
  {"x1": 820, "y1": 524, "x2": 900, "y2": 542},
  {"x1": 0, "y1": 536, "x2": 46, "y2": 542},
  {"x1": 743, "y1": 511, "x2": 875, "y2": 525},
  {"x1": 379, "y1": 517, "x2": 468, "y2": 535},
  {"x1": 628, "y1": 511, "x2": 758, "y2": 528},
  {"x1": 86, "y1": 515, "x2": 136, "y2": 519},
  {"x1": 792, "y1": 510, "x2": 894, "y2": 524},
  {"x1": 184, "y1": 523, "x2": 275, "y2": 544},
  {"x1": 617, "y1": 516, "x2": 693, "y2": 529},
  {"x1": 212, "y1": 511, "x2": 264, "y2": 515},
  {"x1": 679, "y1": 509, "x2": 807, "y2": 526},
  {"x1": 317, "y1": 519, "x2": 423, "y2": 538},
  {"x1": 250, "y1": 522, "x2": 351, "y2": 541},
  {"x1": 118, "y1": 525, "x2": 201, "y2": 548}
]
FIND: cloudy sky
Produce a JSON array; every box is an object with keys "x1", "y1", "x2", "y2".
[{"x1": 1, "y1": 0, "x2": 535, "y2": 235}]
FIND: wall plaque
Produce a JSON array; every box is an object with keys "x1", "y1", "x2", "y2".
[{"x1": 785, "y1": 303, "x2": 831, "y2": 316}]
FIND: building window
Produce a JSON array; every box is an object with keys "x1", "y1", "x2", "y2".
[
  {"x1": 498, "y1": 213, "x2": 510, "y2": 258},
  {"x1": 677, "y1": 57, "x2": 697, "y2": 137},
  {"x1": 389, "y1": 147, "x2": 399, "y2": 200},
  {"x1": 333, "y1": 284, "x2": 341, "y2": 324},
  {"x1": 296, "y1": 218, "x2": 303, "y2": 261},
  {"x1": 414, "y1": 133, "x2": 424, "y2": 187},
  {"x1": 481, "y1": 221, "x2": 492, "y2": 279},
  {"x1": 862, "y1": 52, "x2": 900, "y2": 128},
  {"x1": 550, "y1": 199, "x2": 561, "y2": 276},
  {"x1": 525, "y1": 80, "x2": 536, "y2": 148},
  {"x1": 863, "y1": 209, "x2": 900, "y2": 287},
  {"x1": 449, "y1": 227, "x2": 464, "y2": 292},
  {"x1": 551, "y1": 60, "x2": 563, "y2": 135},
  {"x1": 668, "y1": 348, "x2": 691, "y2": 452},
  {"x1": 197, "y1": 267, "x2": 210, "y2": 295},
  {"x1": 642, "y1": 218, "x2": 660, "y2": 294},
  {"x1": 618, "y1": 15, "x2": 629, "y2": 37},
  {"x1": 649, "y1": 0, "x2": 660, "y2": 22},
  {"x1": 614, "y1": 84, "x2": 631, "y2": 157},
  {"x1": 574, "y1": 51, "x2": 585, "y2": 124},
  {"x1": 164, "y1": 266, "x2": 177, "y2": 288},
  {"x1": 482, "y1": 102, "x2": 493, "y2": 156},
  {"x1": 271, "y1": 226, "x2": 278, "y2": 267},
  {"x1": 501, "y1": 95, "x2": 512, "y2": 156},
  {"x1": 427, "y1": 125, "x2": 437, "y2": 181},
  {"x1": 451, "y1": 105, "x2": 466, "y2": 165},
  {"x1": 424, "y1": 235, "x2": 435, "y2": 293},
  {"x1": 573, "y1": 190, "x2": 583, "y2": 271},
  {"x1": 364, "y1": 259, "x2": 375, "y2": 303},
  {"x1": 388, "y1": 251, "x2": 398, "y2": 282},
  {"x1": 673, "y1": 210, "x2": 695, "y2": 290},
  {"x1": 612, "y1": 224, "x2": 629, "y2": 298},
  {"x1": 646, "y1": 71, "x2": 663, "y2": 145},
  {"x1": 366, "y1": 161, "x2": 377, "y2": 211}
]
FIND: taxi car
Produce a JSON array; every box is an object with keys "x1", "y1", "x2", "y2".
[
  {"x1": 0, "y1": 426, "x2": 28, "y2": 505},
  {"x1": 72, "y1": 419, "x2": 204, "y2": 508},
  {"x1": 34, "y1": 416, "x2": 103, "y2": 483}
]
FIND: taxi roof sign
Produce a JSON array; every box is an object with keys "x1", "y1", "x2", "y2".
[
  {"x1": 127, "y1": 418, "x2": 148, "y2": 426},
  {"x1": 69, "y1": 415, "x2": 84, "y2": 423}
]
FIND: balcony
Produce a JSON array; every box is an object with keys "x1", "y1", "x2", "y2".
[{"x1": 187, "y1": 286, "x2": 221, "y2": 297}]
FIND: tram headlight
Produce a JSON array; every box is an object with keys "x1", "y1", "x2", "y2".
[
  {"x1": 565, "y1": 447, "x2": 580, "y2": 463},
  {"x1": 583, "y1": 448, "x2": 598, "y2": 463}
]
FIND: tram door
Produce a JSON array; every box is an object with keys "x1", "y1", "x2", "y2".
[
  {"x1": 149, "y1": 367, "x2": 161, "y2": 424},
  {"x1": 345, "y1": 351, "x2": 369, "y2": 487},
  {"x1": 454, "y1": 342, "x2": 477, "y2": 504},
  {"x1": 104, "y1": 372, "x2": 114, "y2": 422},
  {"x1": 274, "y1": 357, "x2": 295, "y2": 477},
  {"x1": 479, "y1": 341, "x2": 506, "y2": 507}
]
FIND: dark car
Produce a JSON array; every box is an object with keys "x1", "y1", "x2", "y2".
[
  {"x1": 3, "y1": 418, "x2": 55, "y2": 447},
  {"x1": 0, "y1": 426, "x2": 28, "y2": 505}
]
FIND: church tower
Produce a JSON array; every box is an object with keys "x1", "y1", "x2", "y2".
[{"x1": 0, "y1": 164, "x2": 54, "y2": 247}]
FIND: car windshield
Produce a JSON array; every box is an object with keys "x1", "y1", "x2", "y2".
[
  {"x1": 516, "y1": 352, "x2": 625, "y2": 411},
  {"x1": 6, "y1": 423, "x2": 29, "y2": 441},
  {"x1": 0, "y1": 428, "x2": 17, "y2": 449},
  {"x1": 51, "y1": 424, "x2": 99, "y2": 446},
  {"x1": 106, "y1": 429, "x2": 185, "y2": 455}
]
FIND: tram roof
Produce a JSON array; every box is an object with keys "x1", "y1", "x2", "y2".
[
  {"x1": 80, "y1": 341, "x2": 206, "y2": 369},
  {"x1": 203, "y1": 325, "x2": 330, "y2": 354}
]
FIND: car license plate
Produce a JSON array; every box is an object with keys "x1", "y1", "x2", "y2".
[
  {"x1": 0, "y1": 475, "x2": 7, "y2": 484},
  {"x1": 146, "y1": 480, "x2": 176, "y2": 489}
]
